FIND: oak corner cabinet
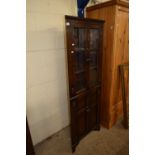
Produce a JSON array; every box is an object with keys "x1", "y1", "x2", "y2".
[
  {"x1": 65, "y1": 15, "x2": 104, "y2": 152},
  {"x1": 86, "y1": 0, "x2": 129, "y2": 128}
]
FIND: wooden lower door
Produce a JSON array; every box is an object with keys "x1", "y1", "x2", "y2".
[
  {"x1": 70, "y1": 93, "x2": 87, "y2": 149},
  {"x1": 87, "y1": 88, "x2": 101, "y2": 132},
  {"x1": 70, "y1": 87, "x2": 100, "y2": 151}
]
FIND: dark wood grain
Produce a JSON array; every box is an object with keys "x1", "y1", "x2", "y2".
[{"x1": 65, "y1": 16, "x2": 104, "y2": 152}]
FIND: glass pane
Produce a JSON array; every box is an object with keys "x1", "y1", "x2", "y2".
[
  {"x1": 89, "y1": 29, "x2": 99, "y2": 50},
  {"x1": 90, "y1": 51, "x2": 97, "y2": 68},
  {"x1": 72, "y1": 50, "x2": 86, "y2": 93},
  {"x1": 89, "y1": 68, "x2": 98, "y2": 87},
  {"x1": 74, "y1": 28, "x2": 86, "y2": 49},
  {"x1": 74, "y1": 72, "x2": 86, "y2": 93},
  {"x1": 74, "y1": 51, "x2": 85, "y2": 73}
]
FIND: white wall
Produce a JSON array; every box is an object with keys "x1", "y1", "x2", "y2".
[{"x1": 26, "y1": 0, "x2": 77, "y2": 145}]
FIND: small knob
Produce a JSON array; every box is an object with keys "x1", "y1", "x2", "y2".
[
  {"x1": 72, "y1": 43, "x2": 75, "y2": 46},
  {"x1": 66, "y1": 22, "x2": 70, "y2": 26},
  {"x1": 71, "y1": 51, "x2": 74, "y2": 54}
]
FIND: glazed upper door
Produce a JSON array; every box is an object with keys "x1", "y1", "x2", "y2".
[
  {"x1": 66, "y1": 18, "x2": 103, "y2": 97},
  {"x1": 71, "y1": 27, "x2": 87, "y2": 95},
  {"x1": 66, "y1": 19, "x2": 88, "y2": 97}
]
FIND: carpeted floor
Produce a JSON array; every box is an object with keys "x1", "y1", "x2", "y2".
[{"x1": 35, "y1": 120, "x2": 129, "y2": 155}]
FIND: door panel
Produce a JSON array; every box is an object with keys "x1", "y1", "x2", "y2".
[
  {"x1": 89, "y1": 29, "x2": 100, "y2": 50},
  {"x1": 74, "y1": 50, "x2": 85, "y2": 73},
  {"x1": 88, "y1": 29, "x2": 100, "y2": 87},
  {"x1": 89, "y1": 50, "x2": 98, "y2": 87},
  {"x1": 71, "y1": 28, "x2": 87, "y2": 95},
  {"x1": 87, "y1": 88, "x2": 100, "y2": 131},
  {"x1": 74, "y1": 71, "x2": 86, "y2": 94},
  {"x1": 87, "y1": 104, "x2": 98, "y2": 131},
  {"x1": 73, "y1": 49, "x2": 86, "y2": 93},
  {"x1": 73, "y1": 28, "x2": 86, "y2": 50},
  {"x1": 87, "y1": 88, "x2": 98, "y2": 107},
  {"x1": 89, "y1": 67, "x2": 98, "y2": 87},
  {"x1": 77, "y1": 110, "x2": 87, "y2": 138},
  {"x1": 70, "y1": 93, "x2": 87, "y2": 140},
  {"x1": 89, "y1": 51, "x2": 97, "y2": 67}
]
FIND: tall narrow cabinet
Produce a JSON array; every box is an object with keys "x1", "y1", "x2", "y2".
[
  {"x1": 86, "y1": 0, "x2": 129, "y2": 128},
  {"x1": 65, "y1": 16, "x2": 104, "y2": 152}
]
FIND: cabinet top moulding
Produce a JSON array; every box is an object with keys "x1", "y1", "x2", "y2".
[
  {"x1": 86, "y1": 0, "x2": 129, "y2": 11},
  {"x1": 65, "y1": 15, "x2": 105, "y2": 23}
]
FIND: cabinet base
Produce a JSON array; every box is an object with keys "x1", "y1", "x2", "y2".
[
  {"x1": 72, "y1": 143, "x2": 77, "y2": 153},
  {"x1": 71, "y1": 124, "x2": 100, "y2": 152}
]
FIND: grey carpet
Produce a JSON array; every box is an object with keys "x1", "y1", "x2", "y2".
[{"x1": 35, "y1": 120, "x2": 129, "y2": 155}]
